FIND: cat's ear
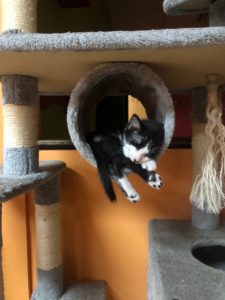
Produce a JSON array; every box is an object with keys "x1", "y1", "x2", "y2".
[{"x1": 127, "y1": 114, "x2": 142, "y2": 132}]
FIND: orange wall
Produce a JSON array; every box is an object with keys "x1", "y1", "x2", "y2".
[
  {"x1": 28, "y1": 149, "x2": 192, "y2": 300},
  {"x1": 0, "y1": 112, "x2": 193, "y2": 300}
]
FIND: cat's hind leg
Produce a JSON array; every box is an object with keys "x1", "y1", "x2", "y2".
[{"x1": 114, "y1": 175, "x2": 140, "y2": 203}]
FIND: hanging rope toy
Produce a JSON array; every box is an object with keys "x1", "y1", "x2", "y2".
[{"x1": 190, "y1": 74, "x2": 225, "y2": 214}]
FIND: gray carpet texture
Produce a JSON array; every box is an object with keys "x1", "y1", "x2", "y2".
[
  {"x1": 0, "y1": 28, "x2": 224, "y2": 92},
  {"x1": 32, "y1": 267, "x2": 63, "y2": 300},
  {"x1": 0, "y1": 160, "x2": 66, "y2": 202},
  {"x1": 32, "y1": 270, "x2": 105, "y2": 300},
  {"x1": 148, "y1": 220, "x2": 225, "y2": 300},
  {"x1": 61, "y1": 281, "x2": 106, "y2": 300},
  {"x1": 163, "y1": 0, "x2": 225, "y2": 26},
  {"x1": 1, "y1": 75, "x2": 38, "y2": 106},
  {"x1": 3, "y1": 147, "x2": 39, "y2": 176},
  {"x1": 0, "y1": 27, "x2": 225, "y2": 51},
  {"x1": 209, "y1": 0, "x2": 225, "y2": 26},
  {"x1": 35, "y1": 176, "x2": 60, "y2": 205},
  {"x1": 163, "y1": 0, "x2": 209, "y2": 15}
]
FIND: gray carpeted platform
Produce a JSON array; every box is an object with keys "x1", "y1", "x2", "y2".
[
  {"x1": 0, "y1": 160, "x2": 66, "y2": 201},
  {"x1": 148, "y1": 220, "x2": 225, "y2": 300},
  {"x1": 32, "y1": 270, "x2": 106, "y2": 300},
  {"x1": 0, "y1": 28, "x2": 225, "y2": 92},
  {"x1": 163, "y1": 0, "x2": 209, "y2": 15},
  {"x1": 61, "y1": 281, "x2": 106, "y2": 300},
  {"x1": 1, "y1": 28, "x2": 225, "y2": 51}
]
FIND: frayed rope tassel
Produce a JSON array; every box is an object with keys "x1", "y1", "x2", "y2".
[{"x1": 190, "y1": 74, "x2": 225, "y2": 214}]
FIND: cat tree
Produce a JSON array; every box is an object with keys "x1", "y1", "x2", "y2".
[{"x1": 0, "y1": 0, "x2": 225, "y2": 299}]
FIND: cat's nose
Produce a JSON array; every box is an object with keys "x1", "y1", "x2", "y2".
[{"x1": 134, "y1": 159, "x2": 139, "y2": 164}]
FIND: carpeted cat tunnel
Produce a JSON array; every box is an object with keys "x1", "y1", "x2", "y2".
[{"x1": 67, "y1": 62, "x2": 175, "y2": 167}]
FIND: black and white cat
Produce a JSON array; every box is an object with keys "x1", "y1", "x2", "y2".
[{"x1": 87, "y1": 114, "x2": 164, "y2": 203}]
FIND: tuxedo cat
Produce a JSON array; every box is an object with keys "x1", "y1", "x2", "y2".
[{"x1": 87, "y1": 114, "x2": 164, "y2": 203}]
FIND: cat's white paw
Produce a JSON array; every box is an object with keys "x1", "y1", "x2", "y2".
[
  {"x1": 142, "y1": 160, "x2": 156, "y2": 171},
  {"x1": 148, "y1": 173, "x2": 163, "y2": 190},
  {"x1": 127, "y1": 192, "x2": 140, "y2": 203}
]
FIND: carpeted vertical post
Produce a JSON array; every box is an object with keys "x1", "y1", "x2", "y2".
[
  {"x1": 191, "y1": 87, "x2": 221, "y2": 229},
  {"x1": 1, "y1": 1, "x2": 44, "y2": 299},
  {"x1": 2, "y1": 75, "x2": 39, "y2": 176},
  {"x1": 1, "y1": 0, "x2": 38, "y2": 33},
  {"x1": 1, "y1": 75, "x2": 39, "y2": 300},
  {"x1": 32, "y1": 176, "x2": 63, "y2": 300},
  {"x1": 209, "y1": 0, "x2": 225, "y2": 26}
]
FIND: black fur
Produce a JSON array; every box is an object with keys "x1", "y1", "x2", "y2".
[{"x1": 87, "y1": 114, "x2": 164, "y2": 202}]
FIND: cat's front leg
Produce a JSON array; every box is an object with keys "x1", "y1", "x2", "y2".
[
  {"x1": 141, "y1": 159, "x2": 157, "y2": 172},
  {"x1": 114, "y1": 175, "x2": 140, "y2": 203},
  {"x1": 148, "y1": 171, "x2": 163, "y2": 190},
  {"x1": 128, "y1": 162, "x2": 163, "y2": 190},
  {"x1": 141, "y1": 160, "x2": 163, "y2": 189}
]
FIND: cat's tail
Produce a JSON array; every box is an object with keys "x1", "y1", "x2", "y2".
[
  {"x1": 98, "y1": 161, "x2": 116, "y2": 202},
  {"x1": 92, "y1": 149, "x2": 116, "y2": 202}
]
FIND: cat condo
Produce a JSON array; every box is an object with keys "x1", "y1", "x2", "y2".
[{"x1": 0, "y1": 0, "x2": 225, "y2": 299}]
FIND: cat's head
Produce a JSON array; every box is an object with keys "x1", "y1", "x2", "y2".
[{"x1": 123, "y1": 114, "x2": 164, "y2": 164}]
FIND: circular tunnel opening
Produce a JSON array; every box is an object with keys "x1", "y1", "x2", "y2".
[
  {"x1": 67, "y1": 63, "x2": 175, "y2": 167},
  {"x1": 192, "y1": 245, "x2": 225, "y2": 271},
  {"x1": 80, "y1": 73, "x2": 157, "y2": 136}
]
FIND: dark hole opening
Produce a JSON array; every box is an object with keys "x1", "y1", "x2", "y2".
[
  {"x1": 96, "y1": 95, "x2": 128, "y2": 132},
  {"x1": 39, "y1": 94, "x2": 129, "y2": 149},
  {"x1": 192, "y1": 245, "x2": 225, "y2": 271}
]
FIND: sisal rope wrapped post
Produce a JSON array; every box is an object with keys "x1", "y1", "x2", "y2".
[
  {"x1": 31, "y1": 176, "x2": 63, "y2": 300},
  {"x1": 1, "y1": 0, "x2": 38, "y2": 33},
  {"x1": 1, "y1": 1, "x2": 39, "y2": 299},
  {"x1": 190, "y1": 75, "x2": 225, "y2": 228},
  {"x1": 2, "y1": 76, "x2": 39, "y2": 175},
  {"x1": 1, "y1": 75, "x2": 39, "y2": 300}
]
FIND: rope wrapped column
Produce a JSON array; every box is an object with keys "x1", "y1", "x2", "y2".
[
  {"x1": 1, "y1": 1, "x2": 40, "y2": 299},
  {"x1": 2, "y1": 76, "x2": 39, "y2": 175},
  {"x1": 1, "y1": 0, "x2": 38, "y2": 32},
  {"x1": 1, "y1": 75, "x2": 38, "y2": 299},
  {"x1": 32, "y1": 176, "x2": 63, "y2": 300}
]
